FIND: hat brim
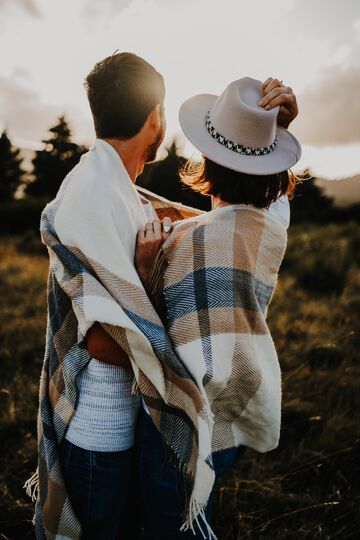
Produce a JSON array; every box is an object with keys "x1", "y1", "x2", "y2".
[{"x1": 179, "y1": 94, "x2": 302, "y2": 175}]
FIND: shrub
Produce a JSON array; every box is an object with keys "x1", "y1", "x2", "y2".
[
  {"x1": 283, "y1": 224, "x2": 356, "y2": 295},
  {"x1": 0, "y1": 198, "x2": 47, "y2": 235}
]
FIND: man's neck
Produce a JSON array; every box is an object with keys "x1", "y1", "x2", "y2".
[{"x1": 102, "y1": 137, "x2": 145, "y2": 183}]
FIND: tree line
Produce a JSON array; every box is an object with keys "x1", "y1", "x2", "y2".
[
  {"x1": 0, "y1": 117, "x2": 87, "y2": 202},
  {"x1": 0, "y1": 115, "x2": 210, "y2": 210},
  {"x1": 1, "y1": 115, "x2": 358, "y2": 233}
]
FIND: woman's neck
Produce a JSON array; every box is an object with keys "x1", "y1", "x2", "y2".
[{"x1": 211, "y1": 195, "x2": 232, "y2": 211}]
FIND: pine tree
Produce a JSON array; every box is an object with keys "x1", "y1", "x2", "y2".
[
  {"x1": 26, "y1": 116, "x2": 88, "y2": 200},
  {"x1": 291, "y1": 169, "x2": 334, "y2": 222},
  {"x1": 0, "y1": 131, "x2": 25, "y2": 201}
]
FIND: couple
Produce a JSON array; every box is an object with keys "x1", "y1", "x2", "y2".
[{"x1": 30, "y1": 52, "x2": 301, "y2": 540}]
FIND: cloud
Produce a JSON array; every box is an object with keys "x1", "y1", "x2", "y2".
[
  {"x1": 290, "y1": 5, "x2": 360, "y2": 146},
  {"x1": 289, "y1": 0, "x2": 360, "y2": 47},
  {"x1": 292, "y1": 65, "x2": 360, "y2": 145},
  {"x1": 82, "y1": 0, "x2": 193, "y2": 19},
  {"x1": 82, "y1": 0, "x2": 133, "y2": 19},
  {"x1": 0, "y1": 0, "x2": 41, "y2": 17},
  {"x1": 0, "y1": 75, "x2": 92, "y2": 146}
]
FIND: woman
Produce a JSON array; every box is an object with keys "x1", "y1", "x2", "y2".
[{"x1": 134, "y1": 76, "x2": 301, "y2": 539}]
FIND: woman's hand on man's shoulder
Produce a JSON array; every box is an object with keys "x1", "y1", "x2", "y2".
[{"x1": 135, "y1": 217, "x2": 173, "y2": 288}]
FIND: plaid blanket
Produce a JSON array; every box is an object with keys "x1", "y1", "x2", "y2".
[
  {"x1": 30, "y1": 140, "x2": 214, "y2": 539},
  {"x1": 148, "y1": 204, "x2": 287, "y2": 456}
]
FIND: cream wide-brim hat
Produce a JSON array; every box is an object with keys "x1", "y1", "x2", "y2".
[{"x1": 179, "y1": 77, "x2": 302, "y2": 175}]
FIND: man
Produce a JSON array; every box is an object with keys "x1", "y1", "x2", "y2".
[
  {"x1": 61, "y1": 53, "x2": 172, "y2": 540},
  {"x1": 59, "y1": 53, "x2": 174, "y2": 539},
  {"x1": 32, "y1": 51, "x2": 298, "y2": 540},
  {"x1": 33, "y1": 52, "x2": 172, "y2": 540}
]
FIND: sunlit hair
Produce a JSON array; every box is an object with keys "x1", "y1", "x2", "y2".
[
  {"x1": 84, "y1": 52, "x2": 165, "y2": 140},
  {"x1": 180, "y1": 156, "x2": 301, "y2": 208}
]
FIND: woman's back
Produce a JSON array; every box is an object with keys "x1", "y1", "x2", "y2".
[{"x1": 151, "y1": 204, "x2": 287, "y2": 453}]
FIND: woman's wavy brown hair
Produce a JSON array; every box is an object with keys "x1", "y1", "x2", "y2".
[{"x1": 180, "y1": 156, "x2": 300, "y2": 209}]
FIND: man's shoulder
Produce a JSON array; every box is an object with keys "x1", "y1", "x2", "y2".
[
  {"x1": 52, "y1": 150, "x2": 113, "y2": 233},
  {"x1": 65, "y1": 147, "x2": 97, "y2": 184},
  {"x1": 58, "y1": 147, "x2": 114, "y2": 208}
]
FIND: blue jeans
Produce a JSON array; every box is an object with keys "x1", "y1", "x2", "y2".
[
  {"x1": 136, "y1": 406, "x2": 245, "y2": 540},
  {"x1": 59, "y1": 438, "x2": 139, "y2": 540}
]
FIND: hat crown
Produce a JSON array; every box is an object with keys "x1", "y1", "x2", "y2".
[{"x1": 209, "y1": 77, "x2": 278, "y2": 149}]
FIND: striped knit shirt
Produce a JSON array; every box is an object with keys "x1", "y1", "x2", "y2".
[{"x1": 65, "y1": 358, "x2": 140, "y2": 452}]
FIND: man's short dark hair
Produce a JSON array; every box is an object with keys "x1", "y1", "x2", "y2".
[{"x1": 84, "y1": 52, "x2": 165, "y2": 139}]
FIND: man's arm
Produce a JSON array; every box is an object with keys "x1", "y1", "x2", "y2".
[{"x1": 86, "y1": 322, "x2": 131, "y2": 368}]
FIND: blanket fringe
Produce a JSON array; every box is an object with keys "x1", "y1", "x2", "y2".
[
  {"x1": 200, "y1": 404, "x2": 214, "y2": 431},
  {"x1": 180, "y1": 498, "x2": 217, "y2": 540},
  {"x1": 24, "y1": 468, "x2": 39, "y2": 502},
  {"x1": 131, "y1": 376, "x2": 140, "y2": 396}
]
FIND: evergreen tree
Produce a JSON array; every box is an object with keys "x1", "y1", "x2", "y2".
[
  {"x1": 26, "y1": 116, "x2": 88, "y2": 200},
  {"x1": 290, "y1": 170, "x2": 335, "y2": 222},
  {"x1": 0, "y1": 131, "x2": 25, "y2": 201},
  {"x1": 137, "y1": 141, "x2": 211, "y2": 211}
]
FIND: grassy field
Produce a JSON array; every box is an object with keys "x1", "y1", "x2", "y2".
[{"x1": 0, "y1": 223, "x2": 359, "y2": 539}]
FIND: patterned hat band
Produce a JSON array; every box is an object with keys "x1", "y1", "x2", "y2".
[{"x1": 205, "y1": 112, "x2": 278, "y2": 157}]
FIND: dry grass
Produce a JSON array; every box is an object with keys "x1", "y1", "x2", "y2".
[
  {"x1": 0, "y1": 223, "x2": 359, "y2": 539},
  {"x1": 212, "y1": 222, "x2": 360, "y2": 539},
  {"x1": 0, "y1": 238, "x2": 47, "y2": 540}
]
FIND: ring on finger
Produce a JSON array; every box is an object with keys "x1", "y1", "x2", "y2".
[{"x1": 145, "y1": 224, "x2": 153, "y2": 230}]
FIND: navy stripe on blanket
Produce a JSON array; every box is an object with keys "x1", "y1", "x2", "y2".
[{"x1": 164, "y1": 267, "x2": 273, "y2": 324}]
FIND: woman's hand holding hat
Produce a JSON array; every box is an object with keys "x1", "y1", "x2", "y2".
[{"x1": 258, "y1": 77, "x2": 298, "y2": 129}]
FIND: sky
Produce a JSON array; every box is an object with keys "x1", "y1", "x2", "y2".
[{"x1": 0, "y1": 0, "x2": 359, "y2": 179}]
